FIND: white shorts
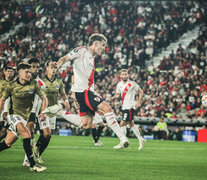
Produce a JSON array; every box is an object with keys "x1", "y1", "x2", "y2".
[
  {"x1": 48, "y1": 116, "x2": 57, "y2": 130},
  {"x1": 38, "y1": 116, "x2": 50, "y2": 130},
  {"x1": 7, "y1": 114, "x2": 27, "y2": 137},
  {"x1": 93, "y1": 113, "x2": 103, "y2": 124}
]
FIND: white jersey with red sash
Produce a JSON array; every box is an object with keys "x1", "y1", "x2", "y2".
[
  {"x1": 116, "y1": 80, "x2": 140, "y2": 110},
  {"x1": 31, "y1": 76, "x2": 46, "y2": 116},
  {"x1": 67, "y1": 46, "x2": 95, "y2": 92}
]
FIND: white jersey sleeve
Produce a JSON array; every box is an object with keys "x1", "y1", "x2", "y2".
[
  {"x1": 3, "y1": 97, "x2": 10, "y2": 113},
  {"x1": 133, "y1": 82, "x2": 140, "y2": 91},
  {"x1": 31, "y1": 77, "x2": 46, "y2": 116},
  {"x1": 116, "y1": 82, "x2": 121, "y2": 94},
  {"x1": 69, "y1": 47, "x2": 95, "y2": 92},
  {"x1": 67, "y1": 48, "x2": 82, "y2": 61}
]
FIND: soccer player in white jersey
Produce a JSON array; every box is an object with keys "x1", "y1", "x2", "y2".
[
  {"x1": 57, "y1": 33, "x2": 129, "y2": 149},
  {"x1": 23, "y1": 58, "x2": 51, "y2": 166},
  {"x1": 112, "y1": 69, "x2": 146, "y2": 150}
]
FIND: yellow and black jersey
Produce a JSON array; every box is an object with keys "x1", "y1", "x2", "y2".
[
  {"x1": 43, "y1": 76, "x2": 66, "y2": 106},
  {"x1": 2, "y1": 78, "x2": 45, "y2": 120},
  {"x1": 0, "y1": 78, "x2": 11, "y2": 98}
]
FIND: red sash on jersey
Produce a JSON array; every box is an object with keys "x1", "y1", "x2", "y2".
[
  {"x1": 122, "y1": 83, "x2": 132, "y2": 104},
  {"x1": 37, "y1": 80, "x2": 43, "y2": 87}
]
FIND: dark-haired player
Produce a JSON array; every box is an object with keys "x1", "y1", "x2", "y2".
[{"x1": 0, "y1": 63, "x2": 47, "y2": 172}]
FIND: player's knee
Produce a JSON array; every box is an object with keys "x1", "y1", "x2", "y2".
[
  {"x1": 91, "y1": 124, "x2": 96, "y2": 129},
  {"x1": 21, "y1": 128, "x2": 31, "y2": 139},
  {"x1": 102, "y1": 105, "x2": 112, "y2": 113},
  {"x1": 43, "y1": 128, "x2": 51, "y2": 139},
  {"x1": 43, "y1": 132, "x2": 51, "y2": 139}
]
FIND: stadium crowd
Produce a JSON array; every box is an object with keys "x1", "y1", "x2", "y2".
[{"x1": 0, "y1": 1, "x2": 206, "y2": 138}]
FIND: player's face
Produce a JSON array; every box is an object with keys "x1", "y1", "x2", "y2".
[
  {"x1": 47, "y1": 62, "x2": 57, "y2": 76},
  {"x1": 4, "y1": 69, "x2": 14, "y2": 80},
  {"x1": 19, "y1": 68, "x2": 32, "y2": 82},
  {"x1": 30, "y1": 62, "x2": 40, "y2": 76},
  {"x1": 94, "y1": 40, "x2": 106, "y2": 56},
  {"x1": 120, "y1": 72, "x2": 129, "y2": 82}
]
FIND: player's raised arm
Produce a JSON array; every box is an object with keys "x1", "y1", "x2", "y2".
[{"x1": 57, "y1": 55, "x2": 70, "y2": 69}]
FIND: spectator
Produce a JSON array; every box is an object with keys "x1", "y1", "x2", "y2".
[{"x1": 152, "y1": 117, "x2": 169, "y2": 140}]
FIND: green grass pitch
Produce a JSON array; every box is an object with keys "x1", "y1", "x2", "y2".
[{"x1": 0, "y1": 135, "x2": 207, "y2": 180}]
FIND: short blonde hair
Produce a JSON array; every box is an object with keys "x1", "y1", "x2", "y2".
[
  {"x1": 120, "y1": 69, "x2": 128, "y2": 74},
  {"x1": 88, "y1": 33, "x2": 107, "y2": 46}
]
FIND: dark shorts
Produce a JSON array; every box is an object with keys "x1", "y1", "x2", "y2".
[
  {"x1": 122, "y1": 109, "x2": 135, "y2": 122},
  {"x1": 75, "y1": 90, "x2": 103, "y2": 117},
  {"x1": 0, "y1": 120, "x2": 9, "y2": 130}
]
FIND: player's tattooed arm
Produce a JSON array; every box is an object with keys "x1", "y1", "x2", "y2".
[{"x1": 57, "y1": 55, "x2": 70, "y2": 69}]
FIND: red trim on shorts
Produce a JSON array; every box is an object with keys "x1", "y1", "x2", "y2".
[
  {"x1": 65, "y1": 112, "x2": 72, "y2": 115},
  {"x1": 80, "y1": 112, "x2": 87, "y2": 117},
  {"x1": 37, "y1": 80, "x2": 43, "y2": 87},
  {"x1": 129, "y1": 109, "x2": 132, "y2": 122},
  {"x1": 84, "y1": 90, "x2": 95, "y2": 111}
]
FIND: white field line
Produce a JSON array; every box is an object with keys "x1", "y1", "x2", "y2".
[{"x1": 12, "y1": 146, "x2": 206, "y2": 150}]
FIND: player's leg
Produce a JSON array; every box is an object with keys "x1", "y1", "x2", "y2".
[
  {"x1": 0, "y1": 120, "x2": 9, "y2": 141},
  {"x1": 120, "y1": 120, "x2": 127, "y2": 135},
  {"x1": 34, "y1": 116, "x2": 51, "y2": 163},
  {"x1": 0, "y1": 127, "x2": 7, "y2": 141},
  {"x1": 60, "y1": 112, "x2": 83, "y2": 128},
  {"x1": 129, "y1": 121, "x2": 146, "y2": 151},
  {"x1": 92, "y1": 113, "x2": 104, "y2": 146},
  {"x1": 23, "y1": 121, "x2": 35, "y2": 166},
  {"x1": 97, "y1": 101, "x2": 129, "y2": 149},
  {"x1": 17, "y1": 123, "x2": 47, "y2": 172},
  {"x1": 81, "y1": 114, "x2": 93, "y2": 129},
  {"x1": 0, "y1": 130, "x2": 17, "y2": 151}
]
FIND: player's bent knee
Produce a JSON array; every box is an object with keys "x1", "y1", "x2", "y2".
[
  {"x1": 43, "y1": 132, "x2": 51, "y2": 139},
  {"x1": 20, "y1": 128, "x2": 31, "y2": 139},
  {"x1": 43, "y1": 128, "x2": 51, "y2": 139},
  {"x1": 98, "y1": 102, "x2": 112, "y2": 114}
]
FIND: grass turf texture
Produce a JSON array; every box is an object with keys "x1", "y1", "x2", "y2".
[{"x1": 0, "y1": 135, "x2": 207, "y2": 180}]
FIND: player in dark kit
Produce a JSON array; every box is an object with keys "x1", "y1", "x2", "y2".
[
  {"x1": 0, "y1": 63, "x2": 47, "y2": 172},
  {"x1": 0, "y1": 66, "x2": 14, "y2": 141}
]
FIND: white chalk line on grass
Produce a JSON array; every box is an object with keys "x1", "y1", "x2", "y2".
[{"x1": 12, "y1": 146, "x2": 206, "y2": 151}]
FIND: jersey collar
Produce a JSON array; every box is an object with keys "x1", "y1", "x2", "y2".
[
  {"x1": 16, "y1": 77, "x2": 30, "y2": 86},
  {"x1": 45, "y1": 75, "x2": 56, "y2": 83}
]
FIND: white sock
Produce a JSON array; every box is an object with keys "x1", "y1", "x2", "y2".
[
  {"x1": 120, "y1": 126, "x2": 127, "y2": 136},
  {"x1": 23, "y1": 153, "x2": 29, "y2": 163},
  {"x1": 62, "y1": 112, "x2": 82, "y2": 128},
  {"x1": 131, "y1": 125, "x2": 142, "y2": 141},
  {"x1": 31, "y1": 138, "x2": 35, "y2": 147},
  {"x1": 104, "y1": 112, "x2": 127, "y2": 141}
]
